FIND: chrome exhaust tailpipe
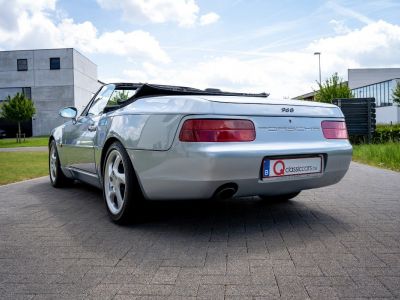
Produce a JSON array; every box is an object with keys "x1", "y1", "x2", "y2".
[{"x1": 214, "y1": 183, "x2": 238, "y2": 200}]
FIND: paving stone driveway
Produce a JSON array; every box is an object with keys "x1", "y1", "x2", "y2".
[{"x1": 0, "y1": 162, "x2": 399, "y2": 299}]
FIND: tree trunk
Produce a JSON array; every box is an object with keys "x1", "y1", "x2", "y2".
[{"x1": 17, "y1": 121, "x2": 21, "y2": 143}]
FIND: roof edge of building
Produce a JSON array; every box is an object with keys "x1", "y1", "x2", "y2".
[{"x1": 0, "y1": 47, "x2": 75, "y2": 53}]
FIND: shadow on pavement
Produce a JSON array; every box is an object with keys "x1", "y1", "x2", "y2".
[{"x1": 27, "y1": 180, "x2": 348, "y2": 245}]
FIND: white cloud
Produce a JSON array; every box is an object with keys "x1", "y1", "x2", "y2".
[
  {"x1": 0, "y1": 0, "x2": 169, "y2": 63},
  {"x1": 329, "y1": 19, "x2": 351, "y2": 34},
  {"x1": 0, "y1": 0, "x2": 55, "y2": 31},
  {"x1": 97, "y1": 0, "x2": 200, "y2": 27},
  {"x1": 97, "y1": 0, "x2": 219, "y2": 27},
  {"x1": 119, "y1": 20, "x2": 400, "y2": 98},
  {"x1": 94, "y1": 30, "x2": 170, "y2": 63},
  {"x1": 200, "y1": 12, "x2": 220, "y2": 26},
  {"x1": 308, "y1": 20, "x2": 400, "y2": 66},
  {"x1": 122, "y1": 54, "x2": 317, "y2": 99}
]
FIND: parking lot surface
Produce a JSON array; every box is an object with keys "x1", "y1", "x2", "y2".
[{"x1": 0, "y1": 162, "x2": 399, "y2": 299}]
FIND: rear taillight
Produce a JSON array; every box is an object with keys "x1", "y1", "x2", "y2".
[
  {"x1": 321, "y1": 121, "x2": 348, "y2": 139},
  {"x1": 179, "y1": 119, "x2": 256, "y2": 142}
]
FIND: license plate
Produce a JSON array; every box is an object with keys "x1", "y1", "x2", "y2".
[{"x1": 263, "y1": 156, "x2": 322, "y2": 178}]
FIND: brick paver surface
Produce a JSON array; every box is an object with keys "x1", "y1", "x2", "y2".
[{"x1": 0, "y1": 162, "x2": 399, "y2": 299}]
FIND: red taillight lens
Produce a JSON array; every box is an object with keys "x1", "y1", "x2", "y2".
[
  {"x1": 179, "y1": 119, "x2": 256, "y2": 142},
  {"x1": 321, "y1": 121, "x2": 348, "y2": 139}
]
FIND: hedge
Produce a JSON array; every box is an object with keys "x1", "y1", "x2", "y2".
[
  {"x1": 349, "y1": 124, "x2": 400, "y2": 144},
  {"x1": 372, "y1": 124, "x2": 400, "y2": 143}
]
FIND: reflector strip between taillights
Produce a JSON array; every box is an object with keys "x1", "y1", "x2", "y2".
[{"x1": 179, "y1": 119, "x2": 256, "y2": 142}]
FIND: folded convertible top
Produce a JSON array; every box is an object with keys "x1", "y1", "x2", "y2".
[{"x1": 113, "y1": 83, "x2": 268, "y2": 99}]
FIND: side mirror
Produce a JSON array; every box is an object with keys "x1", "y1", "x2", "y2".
[{"x1": 59, "y1": 107, "x2": 78, "y2": 121}]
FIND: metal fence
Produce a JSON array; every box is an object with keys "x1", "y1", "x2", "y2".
[{"x1": 332, "y1": 98, "x2": 376, "y2": 143}]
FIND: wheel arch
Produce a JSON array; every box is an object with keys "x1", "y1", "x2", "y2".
[
  {"x1": 48, "y1": 135, "x2": 64, "y2": 171},
  {"x1": 100, "y1": 137, "x2": 120, "y2": 177},
  {"x1": 100, "y1": 137, "x2": 146, "y2": 199},
  {"x1": 48, "y1": 135, "x2": 55, "y2": 147}
]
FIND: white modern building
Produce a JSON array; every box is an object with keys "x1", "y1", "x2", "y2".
[
  {"x1": 348, "y1": 68, "x2": 400, "y2": 124},
  {"x1": 294, "y1": 68, "x2": 400, "y2": 124},
  {"x1": 0, "y1": 48, "x2": 102, "y2": 136}
]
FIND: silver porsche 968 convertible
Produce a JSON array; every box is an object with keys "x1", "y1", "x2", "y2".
[{"x1": 49, "y1": 83, "x2": 352, "y2": 223}]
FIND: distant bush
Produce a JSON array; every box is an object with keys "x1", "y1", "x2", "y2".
[
  {"x1": 314, "y1": 73, "x2": 353, "y2": 103},
  {"x1": 349, "y1": 124, "x2": 400, "y2": 144},
  {"x1": 372, "y1": 124, "x2": 400, "y2": 143}
]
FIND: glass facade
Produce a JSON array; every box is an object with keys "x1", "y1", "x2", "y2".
[{"x1": 351, "y1": 79, "x2": 398, "y2": 107}]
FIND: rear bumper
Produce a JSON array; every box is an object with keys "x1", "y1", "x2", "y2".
[{"x1": 127, "y1": 141, "x2": 352, "y2": 200}]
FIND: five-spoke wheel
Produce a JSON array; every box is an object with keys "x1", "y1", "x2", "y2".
[
  {"x1": 49, "y1": 140, "x2": 72, "y2": 187},
  {"x1": 49, "y1": 144, "x2": 58, "y2": 183},
  {"x1": 102, "y1": 141, "x2": 143, "y2": 223},
  {"x1": 104, "y1": 149, "x2": 127, "y2": 215}
]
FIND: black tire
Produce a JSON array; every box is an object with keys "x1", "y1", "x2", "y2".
[
  {"x1": 259, "y1": 191, "x2": 301, "y2": 202},
  {"x1": 102, "y1": 141, "x2": 143, "y2": 224},
  {"x1": 49, "y1": 140, "x2": 72, "y2": 188}
]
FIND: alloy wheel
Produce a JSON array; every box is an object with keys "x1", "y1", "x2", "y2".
[
  {"x1": 104, "y1": 149, "x2": 126, "y2": 215},
  {"x1": 49, "y1": 144, "x2": 57, "y2": 182}
]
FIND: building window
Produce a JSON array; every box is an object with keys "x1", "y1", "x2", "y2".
[
  {"x1": 22, "y1": 87, "x2": 32, "y2": 99},
  {"x1": 0, "y1": 88, "x2": 23, "y2": 101},
  {"x1": 50, "y1": 57, "x2": 60, "y2": 70},
  {"x1": 385, "y1": 81, "x2": 389, "y2": 105},
  {"x1": 17, "y1": 59, "x2": 28, "y2": 71}
]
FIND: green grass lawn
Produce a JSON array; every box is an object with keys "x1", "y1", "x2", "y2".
[
  {"x1": 0, "y1": 152, "x2": 48, "y2": 185},
  {"x1": 352, "y1": 142, "x2": 400, "y2": 172},
  {"x1": 0, "y1": 136, "x2": 49, "y2": 148}
]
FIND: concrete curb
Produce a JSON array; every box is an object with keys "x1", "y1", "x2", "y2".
[
  {"x1": 0, "y1": 176, "x2": 47, "y2": 188},
  {"x1": 0, "y1": 146, "x2": 48, "y2": 152}
]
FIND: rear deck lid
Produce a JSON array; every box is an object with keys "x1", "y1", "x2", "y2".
[{"x1": 201, "y1": 96, "x2": 343, "y2": 118}]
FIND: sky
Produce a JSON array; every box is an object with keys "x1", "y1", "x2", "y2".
[{"x1": 0, "y1": 0, "x2": 399, "y2": 99}]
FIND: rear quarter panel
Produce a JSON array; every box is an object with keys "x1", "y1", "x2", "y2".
[
  {"x1": 96, "y1": 95, "x2": 215, "y2": 151},
  {"x1": 100, "y1": 114, "x2": 184, "y2": 151}
]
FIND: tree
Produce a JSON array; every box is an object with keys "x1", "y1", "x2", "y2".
[
  {"x1": 108, "y1": 90, "x2": 130, "y2": 106},
  {"x1": 392, "y1": 81, "x2": 400, "y2": 105},
  {"x1": 0, "y1": 93, "x2": 36, "y2": 142},
  {"x1": 314, "y1": 73, "x2": 353, "y2": 103}
]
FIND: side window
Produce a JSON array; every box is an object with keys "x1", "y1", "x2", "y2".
[
  {"x1": 105, "y1": 88, "x2": 137, "y2": 109},
  {"x1": 87, "y1": 85, "x2": 115, "y2": 116}
]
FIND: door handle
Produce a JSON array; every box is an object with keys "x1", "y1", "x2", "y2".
[{"x1": 88, "y1": 125, "x2": 97, "y2": 132}]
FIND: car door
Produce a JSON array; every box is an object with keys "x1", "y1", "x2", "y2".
[{"x1": 62, "y1": 84, "x2": 115, "y2": 174}]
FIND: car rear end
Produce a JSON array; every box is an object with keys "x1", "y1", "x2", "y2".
[{"x1": 131, "y1": 97, "x2": 352, "y2": 200}]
